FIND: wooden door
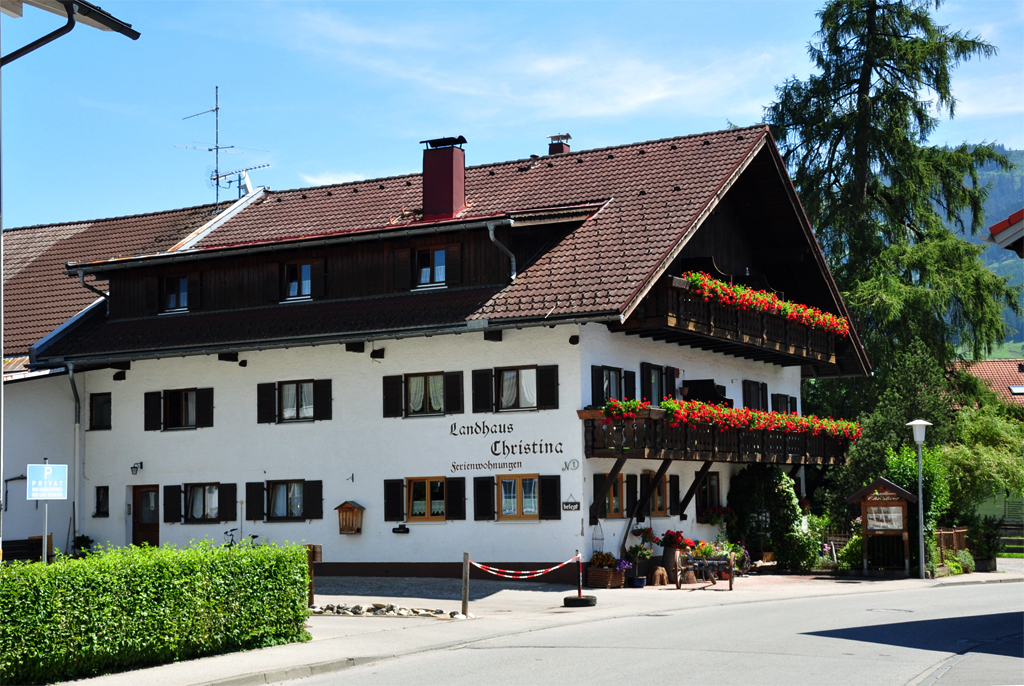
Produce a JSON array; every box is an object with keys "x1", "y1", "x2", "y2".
[{"x1": 132, "y1": 485, "x2": 160, "y2": 547}]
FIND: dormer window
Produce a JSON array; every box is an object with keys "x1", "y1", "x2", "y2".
[
  {"x1": 416, "y1": 249, "x2": 445, "y2": 288},
  {"x1": 164, "y1": 277, "x2": 188, "y2": 312},
  {"x1": 285, "y1": 263, "x2": 312, "y2": 299}
]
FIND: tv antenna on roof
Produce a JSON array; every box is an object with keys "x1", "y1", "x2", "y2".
[
  {"x1": 214, "y1": 164, "x2": 273, "y2": 199},
  {"x1": 178, "y1": 86, "x2": 270, "y2": 211}
]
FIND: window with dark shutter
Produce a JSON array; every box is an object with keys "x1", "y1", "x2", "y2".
[
  {"x1": 471, "y1": 369, "x2": 493, "y2": 413},
  {"x1": 144, "y1": 276, "x2": 159, "y2": 315},
  {"x1": 187, "y1": 272, "x2": 202, "y2": 311},
  {"x1": 669, "y1": 474, "x2": 680, "y2": 517},
  {"x1": 384, "y1": 479, "x2": 405, "y2": 521},
  {"x1": 219, "y1": 483, "x2": 237, "y2": 521},
  {"x1": 623, "y1": 370, "x2": 636, "y2": 401},
  {"x1": 789, "y1": 396, "x2": 798, "y2": 414},
  {"x1": 640, "y1": 363, "x2": 653, "y2": 402},
  {"x1": 639, "y1": 472, "x2": 651, "y2": 519},
  {"x1": 313, "y1": 379, "x2": 332, "y2": 420},
  {"x1": 263, "y1": 263, "x2": 280, "y2": 304},
  {"x1": 257, "y1": 383, "x2": 277, "y2": 423},
  {"x1": 245, "y1": 482, "x2": 265, "y2": 521},
  {"x1": 446, "y1": 477, "x2": 466, "y2": 520},
  {"x1": 303, "y1": 480, "x2": 323, "y2": 519},
  {"x1": 664, "y1": 367, "x2": 678, "y2": 399},
  {"x1": 195, "y1": 388, "x2": 214, "y2": 428},
  {"x1": 394, "y1": 248, "x2": 411, "y2": 292},
  {"x1": 444, "y1": 372, "x2": 464, "y2": 414},
  {"x1": 592, "y1": 478, "x2": 607, "y2": 519},
  {"x1": 626, "y1": 474, "x2": 638, "y2": 519},
  {"x1": 383, "y1": 376, "x2": 404, "y2": 417},
  {"x1": 538, "y1": 475, "x2": 561, "y2": 520},
  {"x1": 310, "y1": 259, "x2": 326, "y2": 298},
  {"x1": 759, "y1": 383, "x2": 769, "y2": 412},
  {"x1": 473, "y1": 476, "x2": 495, "y2": 520},
  {"x1": 742, "y1": 380, "x2": 760, "y2": 410},
  {"x1": 445, "y1": 244, "x2": 462, "y2": 286},
  {"x1": 163, "y1": 485, "x2": 182, "y2": 523},
  {"x1": 771, "y1": 393, "x2": 784, "y2": 412},
  {"x1": 144, "y1": 391, "x2": 162, "y2": 431},
  {"x1": 591, "y1": 366, "x2": 604, "y2": 407},
  {"x1": 536, "y1": 366, "x2": 559, "y2": 409}
]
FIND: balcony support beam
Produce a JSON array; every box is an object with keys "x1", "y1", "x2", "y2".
[
  {"x1": 678, "y1": 461, "x2": 713, "y2": 518},
  {"x1": 589, "y1": 456, "x2": 628, "y2": 526}
]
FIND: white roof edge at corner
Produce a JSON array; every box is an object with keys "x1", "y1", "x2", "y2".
[
  {"x1": 30, "y1": 295, "x2": 106, "y2": 359},
  {"x1": 168, "y1": 187, "x2": 266, "y2": 252}
]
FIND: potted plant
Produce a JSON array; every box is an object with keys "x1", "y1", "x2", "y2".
[
  {"x1": 72, "y1": 534, "x2": 94, "y2": 558},
  {"x1": 624, "y1": 544, "x2": 651, "y2": 587},
  {"x1": 587, "y1": 551, "x2": 626, "y2": 588},
  {"x1": 969, "y1": 516, "x2": 1003, "y2": 572}
]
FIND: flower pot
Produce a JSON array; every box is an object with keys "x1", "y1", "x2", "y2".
[
  {"x1": 975, "y1": 558, "x2": 997, "y2": 572},
  {"x1": 587, "y1": 567, "x2": 625, "y2": 588},
  {"x1": 628, "y1": 576, "x2": 647, "y2": 588}
]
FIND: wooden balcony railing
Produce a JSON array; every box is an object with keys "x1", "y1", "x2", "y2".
[
  {"x1": 614, "y1": 277, "x2": 837, "y2": 367},
  {"x1": 581, "y1": 412, "x2": 847, "y2": 465}
]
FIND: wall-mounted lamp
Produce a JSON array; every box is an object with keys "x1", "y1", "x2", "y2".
[{"x1": 130, "y1": 461, "x2": 143, "y2": 475}]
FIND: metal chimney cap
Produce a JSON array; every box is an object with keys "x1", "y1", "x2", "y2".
[
  {"x1": 548, "y1": 133, "x2": 572, "y2": 142},
  {"x1": 420, "y1": 136, "x2": 467, "y2": 149}
]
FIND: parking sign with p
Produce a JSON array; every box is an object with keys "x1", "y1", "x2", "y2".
[{"x1": 27, "y1": 464, "x2": 68, "y2": 500}]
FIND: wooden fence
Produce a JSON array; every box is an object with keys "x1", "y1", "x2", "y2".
[{"x1": 935, "y1": 527, "x2": 969, "y2": 564}]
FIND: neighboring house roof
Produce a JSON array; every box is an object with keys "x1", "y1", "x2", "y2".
[
  {"x1": 958, "y1": 359, "x2": 1024, "y2": 406},
  {"x1": 2, "y1": 203, "x2": 219, "y2": 362},
  {"x1": 985, "y1": 208, "x2": 1023, "y2": 258}
]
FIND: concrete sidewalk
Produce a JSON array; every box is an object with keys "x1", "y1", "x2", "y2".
[{"x1": 72, "y1": 565, "x2": 1024, "y2": 686}]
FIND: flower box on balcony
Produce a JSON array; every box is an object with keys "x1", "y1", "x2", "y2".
[
  {"x1": 587, "y1": 567, "x2": 625, "y2": 588},
  {"x1": 576, "y1": 408, "x2": 667, "y2": 421}
]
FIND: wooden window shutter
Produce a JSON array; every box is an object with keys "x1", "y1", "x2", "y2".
[
  {"x1": 144, "y1": 391, "x2": 162, "y2": 431},
  {"x1": 313, "y1": 379, "x2": 332, "y2": 420},
  {"x1": 759, "y1": 383, "x2": 769, "y2": 412},
  {"x1": 639, "y1": 472, "x2": 652, "y2": 519},
  {"x1": 163, "y1": 485, "x2": 182, "y2": 523},
  {"x1": 626, "y1": 474, "x2": 638, "y2": 520},
  {"x1": 444, "y1": 372, "x2": 464, "y2": 414},
  {"x1": 770, "y1": 393, "x2": 784, "y2": 413},
  {"x1": 669, "y1": 474, "x2": 680, "y2": 517},
  {"x1": 144, "y1": 276, "x2": 159, "y2": 315},
  {"x1": 310, "y1": 259, "x2": 326, "y2": 299},
  {"x1": 789, "y1": 396, "x2": 798, "y2": 414},
  {"x1": 245, "y1": 482, "x2": 265, "y2": 521},
  {"x1": 639, "y1": 363, "x2": 653, "y2": 402},
  {"x1": 257, "y1": 383, "x2": 277, "y2": 423},
  {"x1": 539, "y1": 475, "x2": 561, "y2": 520},
  {"x1": 263, "y1": 263, "x2": 280, "y2": 304},
  {"x1": 742, "y1": 380, "x2": 758, "y2": 409},
  {"x1": 195, "y1": 388, "x2": 214, "y2": 428},
  {"x1": 591, "y1": 366, "x2": 604, "y2": 407},
  {"x1": 592, "y1": 477, "x2": 607, "y2": 519},
  {"x1": 383, "y1": 479, "x2": 405, "y2": 521},
  {"x1": 536, "y1": 365, "x2": 559, "y2": 410},
  {"x1": 303, "y1": 480, "x2": 323, "y2": 519},
  {"x1": 473, "y1": 476, "x2": 495, "y2": 520},
  {"x1": 382, "y1": 376, "x2": 404, "y2": 417},
  {"x1": 445, "y1": 244, "x2": 462, "y2": 286},
  {"x1": 623, "y1": 370, "x2": 636, "y2": 401},
  {"x1": 219, "y1": 483, "x2": 237, "y2": 522},
  {"x1": 446, "y1": 477, "x2": 466, "y2": 520},
  {"x1": 471, "y1": 369, "x2": 493, "y2": 413},
  {"x1": 187, "y1": 272, "x2": 202, "y2": 311},
  {"x1": 664, "y1": 367, "x2": 678, "y2": 399},
  {"x1": 394, "y1": 248, "x2": 411, "y2": 292}
]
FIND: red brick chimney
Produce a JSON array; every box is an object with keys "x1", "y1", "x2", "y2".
[
  {"x1": 421, "y1": 136, "x2": 467, "y2": 220},
  {"x1": 548, "y1": 133, "x2": 571, "y2": 155}
]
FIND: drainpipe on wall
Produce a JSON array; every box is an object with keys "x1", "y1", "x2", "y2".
[
  {"x1": 68, "y1": 363, "x2": 82, "y2": 537},
  {"x1": 487, "y1": 221, "x2": 517, "y2": 282},
  {"x1": 78, "y1": 269, "x2": 109, "y2": 314}
]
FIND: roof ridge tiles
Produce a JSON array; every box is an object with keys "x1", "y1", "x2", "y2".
[{"x1": 4, "y1": 201, "x2": 220, "y2": 233}]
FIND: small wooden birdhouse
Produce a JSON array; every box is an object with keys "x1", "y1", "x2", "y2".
[{"x1": 334, "y1": 501, "x2": 365, "y2": 535}]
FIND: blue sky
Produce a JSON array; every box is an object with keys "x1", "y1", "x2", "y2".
[{"x1": 2, "y1": 0, "x2": 1022, "y2": 228}]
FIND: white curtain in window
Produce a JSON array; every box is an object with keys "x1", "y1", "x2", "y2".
[
  {"x1": 501, "y1": 479, "x2": 517, "y2": 515},
  {"x1": 519, "y1": 369, "x2": 537, "y2": 408},
  {"x1": 522, "y1": 478, "x2": 538, "y2": 515},
  {"x1": 206, "y1": 484, "x2": 219, "y2": 519},
  {"x1": 411, "y1": 481, "x2": 426, "y2": 516},
  {"x1": 428, "y1": 375, "x2": 444, "y2": 413},
  {"x1": 271, "y1": 483, "x2": 287, "y2": 517},
  {"x1": 500, "y1": 371, "x2": 517, "y2": 409},
  {"x1": 282, "y1": 384, "x2": 297, "y2": 420},
  {"x1": 186, "y1": 391, "x2": 196, "y2": 426},
  {"x1": 301, "y1": 264, "x2": 311, "y2": 296},
  {"x1": 419, "y1": 266, "x2": 431, "y2": 285},
  {"x1": 433, "y1": 249, "x2": 445, "y2": 283},
  {"x1": 288, "y1": 482, "x2": 303, "y2": 517},
  {"x1": 408, "y1": 376, "x2": 425, "y2": 413},
  {"x1": 189, "y1": 485, "x2": 204, "y2": 519},
  {"x1": 299, "y1": 382, "x2": 314, "y2": 419},
  {"x1": 430, "y1": 480, "x2": 446, "y2": 517}
]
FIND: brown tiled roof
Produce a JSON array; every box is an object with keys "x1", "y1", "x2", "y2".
[
  {"x1": 2, "y1": 204, "x2": 218, "y2": 358},
  {"x1": 39, "y1": 286, "x2": 501, "y2": 359},
  {"x1": 195, "y1": 126, "x2": 769, "y2": 321},
  {"x1": 958, "y1": 359, "x2": 1024, "y2": 406}
]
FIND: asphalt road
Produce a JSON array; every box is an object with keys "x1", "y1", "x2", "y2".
[{"x1": 277, "y1": 584, "x2": 1023, "y2": 686}]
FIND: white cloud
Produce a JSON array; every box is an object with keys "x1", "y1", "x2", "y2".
[{"x1": 299, "y1": 172, "x2": 364, "y2": 186}]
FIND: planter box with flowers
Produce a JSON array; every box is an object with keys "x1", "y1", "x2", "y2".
[{"x1": 587, "y1": 552, "x2": 629, "y2": 588}]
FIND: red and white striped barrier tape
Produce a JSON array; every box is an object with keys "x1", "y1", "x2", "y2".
[{"x1": 469, "y1": 554, "x2": 581, "y2": 580}]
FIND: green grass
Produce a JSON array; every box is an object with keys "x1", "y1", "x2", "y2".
[
  {"x1": 997, "y1": 552, "x2": 1023, "y2": 558},
  {"x1": 986, "y1": 341, "x2": 1024, "y2": 359}
]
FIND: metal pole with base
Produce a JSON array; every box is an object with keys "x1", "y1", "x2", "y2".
[
  {"x1": 564, "y1": 550, "x2": 597, "y2": 607},
  {"x1": 907, "y1": 420, "x2": 931, "y2": 580},
  {"x1": 462, "y1": 552, "x2": 470, "y2": 617}
]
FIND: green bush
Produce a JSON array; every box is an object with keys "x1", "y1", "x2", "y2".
[
  {"x1": 0, "y1": 542, "x2": 310, "y2": 684},
  {"x1": 945, "y1": 551, "x2": 963, "y2": 575},
  {"x1": 969, "y1": 516, "x2": 1004, "y2": 559},
  {"x1": 777, "y1": 530, "x2": 820, "y2": 571},
  {"x1": 837, "y1": 535, "x2": 863, "y2": 571},
  {"x1": 956, "y1": 549, "x2": 975, "y2": 573}
]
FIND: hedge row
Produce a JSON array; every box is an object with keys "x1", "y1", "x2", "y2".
[{"x1": 0, "y1": 542, "x2": 310, "y2": 684}]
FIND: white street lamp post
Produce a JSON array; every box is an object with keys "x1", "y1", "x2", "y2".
[{"x1": 906, "y1": 420, "x2": 932, "y2": 579}]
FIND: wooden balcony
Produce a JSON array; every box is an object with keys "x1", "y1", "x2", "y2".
[
  {"x1": 581, "y1": 413, "x2": 847, "y2": 466},
  {"x1": 611, "y1": 276, "x2": 838, "y2": 368}
]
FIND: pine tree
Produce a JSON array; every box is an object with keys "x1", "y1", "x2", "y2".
[{"x1": 765, "y1": 0, "x2": 1020, "y2": 381}]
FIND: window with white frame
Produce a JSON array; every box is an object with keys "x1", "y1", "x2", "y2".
[
  {"x1": 496, "y1": 367, "x2": 537, "y2": 410},
  {"x1": 285, "y1": 263, "x2": 312, "y2": 299},
  {"x1": 268, "y1": 481, "x2": 304, "y2": 519},
  {"x1": 279, "y1": 380, "x2": 314, "y2": 421},
  {"x1": 164, "y1": 276, "x2": 188, "y2": 312},
  {"x1": 416, "y1": 249, "x2": 446, "y2": 287},
  {"x1": 498, "y1": 474, "x2": 540, "y2": 520},
  {"x1": 406, "y1": 373, "x2": 445, "y2": 416},
  {"x1": 186, "y1": 484, "x2": 219, "y2": 521}
]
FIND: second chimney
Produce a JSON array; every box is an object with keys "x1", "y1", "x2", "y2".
[
  {"x1": 421, "y1": 136, "x2": 467, "y2": 220},
  {"x1": 548, "y1": 133, "x2": 571, "y2": 155}
]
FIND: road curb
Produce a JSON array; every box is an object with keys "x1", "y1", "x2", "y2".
[
  {"x1": 199, "y1": 656, "x2": 379, "y2": 686},
  {"x1": 933, "y1": 576, "x2": 1024, "y2": 588}
]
